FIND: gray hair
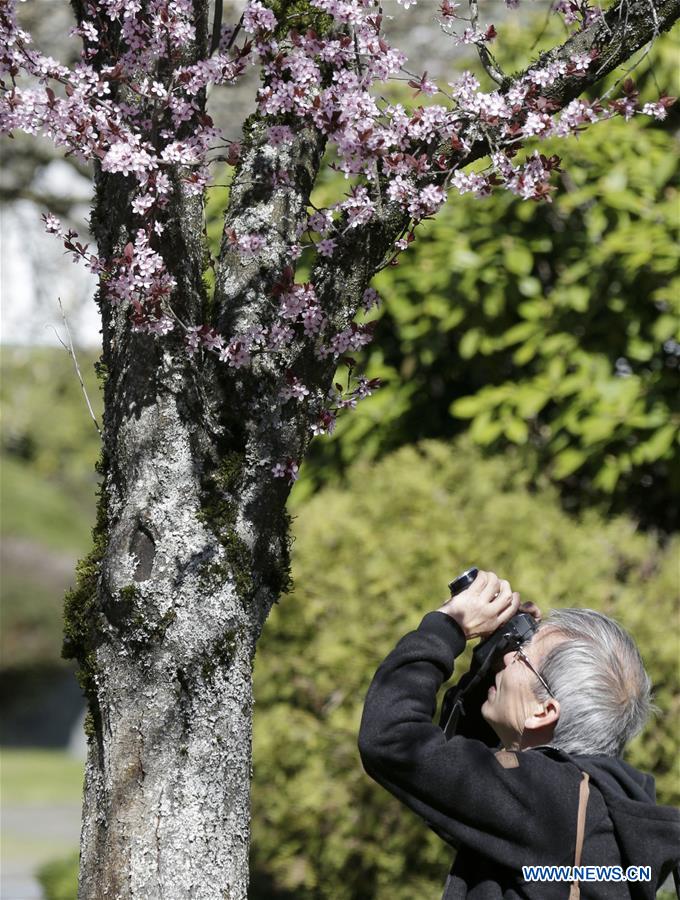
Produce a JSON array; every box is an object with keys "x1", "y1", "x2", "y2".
[{"x1": 533, "y1": 608, "x2": 653, "y2": 757}]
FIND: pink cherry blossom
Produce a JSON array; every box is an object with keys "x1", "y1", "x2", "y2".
[
  {"x1": 642, "y1": 102, "x2": 668, "y2": 120},
  {"x1": 268, "y1": 125, "x2": 294, "y2": 146},
  {"x1": 362, "y1": 287, "x2": 380, "y2": 311},
  {"x1": 451, "y1": 171, "x2": 490, "y2": 197},
  {"x1": 242, "y1": 0, "x2": 278, "y2": 34},
  {"x1": 317, "y1": 238, "x2": 337, "y2": 257}
]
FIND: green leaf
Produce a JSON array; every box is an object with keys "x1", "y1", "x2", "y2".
[
  {"x1": 652, "y1": 314, "x2": 680, "y2": 343},
  {"x1": 518, "y1": 276, "x2": 542, "y2": 297},
  {"x1": 503, "y1": 244, "x2": 533, "y2": 276},
  {"x1": 632, "y1": 424, "x2": 678, "y2": 463},
  {"x1": 515, "y1": 386, "x2": 547, "y2": 418},
  {"x1": 502, "y1": 321, "x2": 538, "y2": 347},
  {"x1": 503, "y1": 417, "x2": 529, "y2": 444},
  {"x1": 578, "y1": 416, "x2": 618, "y2": 445},
  {"x1": 593, "y1": 459, "x2": 620, "y2": 492},
  {"x1": 626, "y1": 338, "x2": 654, "y2": 362},
  {"x1": 458, "y1": 329, "x2": 481, "y2": 359},
  {"x1": 469, "y1": 412, "x2": 503, "y2": 444},
  {"x1": 553, "y1": 448, "x2": 587, "y2": 478},
  {"x1": 450, "y1": 395, "x2": 483, "y2": 418}
]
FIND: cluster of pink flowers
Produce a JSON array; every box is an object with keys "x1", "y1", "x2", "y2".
[
  {"x1": 552, "y1": 0, "x2": 604, "y2": 29},
  {"x1": 184, "y1": 324, "x2": 264, "y2": 367},
  {"x1": 280, "y1": 373, "x2": 311, "y2": 402},
  {"x1": 107, "y1": 230, "x2": 178, "y2": 328},
  {"x1": 310, "y1": 409, "x2": 337, "y2": 436},
  {"x1": 227, "y1": 230, "x2": 268, "y2": 259},
  {"x1": 271, "y1": 458, "x2": 299, "y2": 485},
  {"x1": 3, "y1": 0, "x2": 674, "y2": 486},
  {"x1": 317, "y1": 322, "x2": 375, "y2": 359}
]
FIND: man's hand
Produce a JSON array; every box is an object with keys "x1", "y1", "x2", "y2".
[{"x1": 437, "y1": 570, "x2": 526, "y2": 640}]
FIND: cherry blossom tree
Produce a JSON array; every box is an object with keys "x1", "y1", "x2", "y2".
[{"x1": 1, "y1": 0, "x2": 677, "y2": 895}]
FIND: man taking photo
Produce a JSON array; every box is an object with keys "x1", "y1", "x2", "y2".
[{"x1": 358, "y1": 569, "x2": 680, "y2": 899}]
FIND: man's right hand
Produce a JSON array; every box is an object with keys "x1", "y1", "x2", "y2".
[{"x1": 436, "y1": 570, "x2": 520, "y2": 640}]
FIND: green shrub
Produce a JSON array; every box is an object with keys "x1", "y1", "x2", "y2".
[
  {"x1": 251, "y1": 437, "x2": 679, "y2": 899},
  {"x1": 38, "y1": 852, "x2": 78, "y2": 900}
]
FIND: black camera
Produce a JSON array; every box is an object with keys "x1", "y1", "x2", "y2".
[{"x1": 439, "y1": 566, "x2": 539, "y2": 738}]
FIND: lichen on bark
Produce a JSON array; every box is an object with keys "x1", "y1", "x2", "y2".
[{"x1": 200, "y1": 626, "x2": 245, "y2": 683}]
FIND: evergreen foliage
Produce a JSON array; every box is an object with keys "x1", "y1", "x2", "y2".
[{"x1": 251, "y1": 438, "x2": 679, "y2": 899}]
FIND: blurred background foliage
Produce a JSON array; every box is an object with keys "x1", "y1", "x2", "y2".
[
  {"x1": 1, "y1": 347, "x2": 102, "y2": 670},
  {"x1": 1, "y1": 11, "x2": 678, "y2": 900}
]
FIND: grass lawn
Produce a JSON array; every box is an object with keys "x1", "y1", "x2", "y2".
[
  {"x1": 1, "y1": 748, "x2": 82, "y2": 882},
  {"x1": 1, "y1": 748, "x2": 84, "y2": 805}
]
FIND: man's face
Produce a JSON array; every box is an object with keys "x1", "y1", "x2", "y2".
[{"x1": 481, "y1": 627, "x2": 562, "y2": 749}]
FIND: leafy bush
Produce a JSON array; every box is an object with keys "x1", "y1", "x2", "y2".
[
  {"x1": 38, "y1": 853, "x2": 79, "y2": 900},
  {"x1": 251, "y1": 437, "x2": 679, "y2": 899}
]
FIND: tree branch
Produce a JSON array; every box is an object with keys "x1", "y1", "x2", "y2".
[
  {"x1": 469, "y1": 0, "x2": 505, "y2": 86},
  {"x1": 313, "y1": 0, "x2": 680, "y2": 332},
  {"x1": 210, "y1": 0, "x2": 224, "y2": 56},
  {"x1": 468, "y1": 0, "x2": 680, "y2": 164}
]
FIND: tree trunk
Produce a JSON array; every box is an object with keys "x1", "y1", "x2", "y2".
[
  {"x1": 74, "y1": 427, "x2": 260, "y2": 900},
  {"x1": 63, "y1": 3, "x2": 327, "y2": 892},
  {"x1": 64, "y1": 210, "x2": 299, "y2": 897},
  {"x1": 61, "y1": 3, "x2": 295, "y2": 895}
]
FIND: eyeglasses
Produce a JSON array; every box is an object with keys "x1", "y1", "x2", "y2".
[{"x1": 514, "y1": 646, "x2": 555, "y2": 698}]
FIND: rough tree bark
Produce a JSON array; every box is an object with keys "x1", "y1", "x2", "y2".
[{"x1": 58, "y1": 0, "x2": 680, "y2": 897}]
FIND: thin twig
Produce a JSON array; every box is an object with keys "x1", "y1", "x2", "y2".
[
  {"x1": 647, "y1": 0, "x2": 660, "y2": 32},
  {"x1": 469, "y1": 0, "x2": 506, "y2": 86},
  {"x1": 530, "y1": 1, "x2": 559, "y2": 51},
  {"x1": 599, "y1": 41, "x2": 653, "y2": 101},
  {"x1": 48, "y1": 298, "x2": 102, "y2": 437}
]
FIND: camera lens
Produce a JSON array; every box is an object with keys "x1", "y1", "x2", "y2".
[{"x1": 448, "y1": 567, "x2": 479, "y2": 596}]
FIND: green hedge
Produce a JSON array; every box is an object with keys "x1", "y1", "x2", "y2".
[{"x1": 251, "y1": 437, "x2": 679, "y2": 899}]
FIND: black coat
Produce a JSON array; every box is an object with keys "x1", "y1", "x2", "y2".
[{"x1": 358, "y1": 611, "x2": 680, "y2": 899}]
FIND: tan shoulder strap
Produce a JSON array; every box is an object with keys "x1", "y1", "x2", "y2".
[
  {"x1": 494, "y1": 750, "x2": 519, "y2": 769},
  {"x1": 568, "y1": 771, "x2": 590, "y2": 900}
]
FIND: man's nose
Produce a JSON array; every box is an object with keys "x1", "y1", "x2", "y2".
[
  {"x1": 492, "y1": 652, "x2": 512, "y2": 674},
  {"x1": 501, "y1": 650, "x2": 516, "y2": 668}
]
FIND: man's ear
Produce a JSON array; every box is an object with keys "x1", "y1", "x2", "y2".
[{"x1": 525, "y1": 698, "x2": 560, "y2": 732}]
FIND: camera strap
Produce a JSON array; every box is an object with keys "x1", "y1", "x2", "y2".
[
  {"x1": 440, "y1": 666, "x2": 490, "y2": 738},
  {"x1": 566, "y1": 768, "x2": 680, "y2": 900},
  {"x1": 568, "y1": 771, "x2": 590, "y2": 900}
]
